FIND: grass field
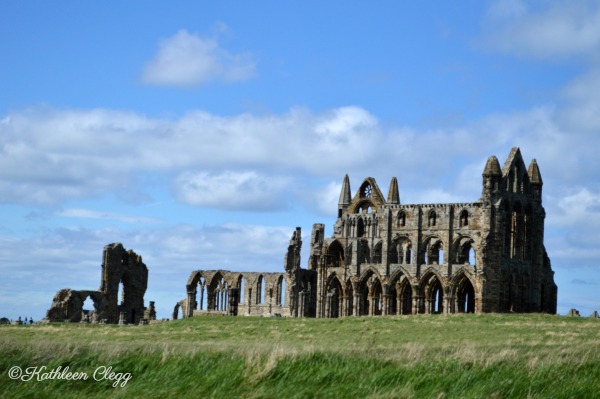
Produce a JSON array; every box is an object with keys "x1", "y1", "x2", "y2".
[{"x1": 1, "y1": 314, "x2": 599, "y2": 398}]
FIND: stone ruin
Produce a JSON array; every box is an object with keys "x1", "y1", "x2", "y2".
[
  {"x1": 178, "y1": 147, "x2": 558, "y2": 318},
  {"x1": 44, "y1": 243, "x2": 155, "y2": 324}
]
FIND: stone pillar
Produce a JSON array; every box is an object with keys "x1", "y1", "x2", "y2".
[
  {"x1": 382, "y1": 294, "x2": 391, "y2": 316},
  {"x1": 353, "y1": 293, "x2": 361, "y2": 316},
  {"x1": 118, "y1": 311, "x2": 126, "y2": 325},
  {"x1": 186, "y1": 287, "x2": 195, "y2": 318},
  {"x1": 298, "y1": 290, "x2": 306, "y2": 318},
  {"x1": 444, "y1": 295, "x2": 452, "y2": 314}
]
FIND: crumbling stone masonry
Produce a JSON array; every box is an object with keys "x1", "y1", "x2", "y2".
[
  {"x1": 44, "y1": 243, "x2": 153, "y2": 324},
  {"x1": 179, "y1": 147, "x2": 557, "y2": 318}
]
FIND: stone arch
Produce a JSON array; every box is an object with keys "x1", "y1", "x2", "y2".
[
  {"x1": 428, "y1": 209, "x2": 437, "y2": 227},
  {"x1": 172, "y1": 302, "x2": 181, "y2": 320},
  {"x1": 420, "y1": 270, "x2": 445, "y2": 314},
  {"x1": 459, "y1": 209, "x2": 469, "y2": 227},
  {"x1": 452, "y1": 272, "x2": 476, "y2": 313},
  {"x1": 344, "y1": 278, "x2": 354, "y2": 316},
  {"x1": 454, "y1": 236, "x2": 476, "y2": 265},
  {"x1": 423, "y1": 236, "x2": 444, "y2": 265},
  {"x1": 234, "y1": 274, "x2": 245, "y2": 305},
  {"x1": 256, "y1": 274, "x2": 265, "y2": 304},
  {"x1": 358, "y1": 239, "x2": 370, "y2": 265},
  {"x1": 391, "y1": 235, "x2": 412, "y2": 265},
  {"x1": 325, "y1": 273, "x2": 343, "y2": 318},
  {"x1": 326, "y1": 240, "x2": 345, "y2": 268},
  {"x1": 372, "y1": 241, "x2": 383, "y2": 264},
  {"x1": 357, "y1": 217, "x2": 365, "y2": 237},
  {"x1": 189, "y1": 271, "x2": 208, "y2": 311},
  {"x1": 209, "y1": 272, "x2": 229, "y2": 312},
  {"x1": 389, "y1": 268, "x2": 412, "y2": 315},
  {"x1": 397, "y1": 210, "x2": 407, "y2": 227},
  {"x1": 398, "y1": 280, "x2": 413, "y2": 315},
  {"x1": 276, "y1": 275, "x2": 286, "y2": 306},
  {"x1": 358, "y1": 268, "x2": 383, "y2": 316}
]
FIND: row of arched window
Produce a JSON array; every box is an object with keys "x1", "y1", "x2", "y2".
[
  {"x1": 396, "y1": 209, "x2": 471, "y2": 228},
  {"x1": 323, "y1": 271, "x2": 476, "y2": 317},
  {"x1": 193, "y1": 274, "x2": 286, "y2": 312},
  {"x1": 326, "y1": 237, "x2": 476, "y2": 268}
]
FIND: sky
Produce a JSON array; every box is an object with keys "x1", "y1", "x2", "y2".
[{"x1": 2, "y1": 0, "x2": 600, "y2": 320}]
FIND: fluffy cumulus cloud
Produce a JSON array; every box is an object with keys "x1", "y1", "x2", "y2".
[
  {"x1": 483, "y1": 0, "x2": 600, "y2": 59},
  {"x1": 2, "y1": 103, "x2": 600, "y2": 213},
  {"x1": 174, "y1": 171, "x2": 290, "y2": 211},
  {"x1": 142, "y1": 29, "x2": 256, "y2": 86}
]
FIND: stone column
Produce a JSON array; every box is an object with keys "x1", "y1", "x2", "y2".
[
  {"x1": 382, "y1": 294, "x2": 391, "y2": 316},
  {"x1": 186, "y1": 289, "x2": 195, "y2": 318},
  {"x1": 353, "y1": 292, "x2": 361, "y2": 316},
  {"x1": 298, "y1": 290, "x2": 306, "y2": 318},
  {"x1": 118, "y1": 311, "x2": 126, "y2": 325}
]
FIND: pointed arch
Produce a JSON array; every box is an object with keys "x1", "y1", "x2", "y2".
[
  {"x1": 357, "y1": 217, "x2": 365, "y2": 237},
  {"x1": 420, "y1": 270, "x2": 445, "y2": 314},
  {"x1": 256, "y1": 275, "x2": 265, "y2": 304},
  {"x1": 423, "y1": 236, "x2": 444, "y2": 265},
  {"x1": 345, "y1": 279, "x2": 354, "y2": 317},
  {"x1": 389, "y1": 268, "x2": 413, "y2": 316},
  {"x1": 276, "y1": 275, "x2": 286, "y2": 306},
  {"x1": 237, "y1": 274, "x2": 245, "y2": 304},
  {"x1": 373, "y1": 241, "x2": 383, "y2": 264},
  {"x1": 358, "y1": 239, "x2": 370, "y2": 265},
  {"x1": 325, "y1": 274, "x2": 343, "y2": 318},
  {"x1": 454, "y1": 236, "x2": 476, "y2": 265},
  {"x1": 428, "y1": 209, "x2": 437, "y2": 227},
  {"x1": 459, "y1": 209, "x2": 469, "y2": 227},
  {"x1": 326, "y1": 240, "x2": 345, "y2": 268},
  {"x1": 209, "y1": 272, "x2": 228, "y2": 312},
  {"x1": 398, "y1": 279, "x2": 413, "y2": 315},
  {"x1": 452, "y1": 272, "x2": 475, "y2": 313},
  {"x1": 398, "y1": 210, "x2": 407, "y2": 227}
]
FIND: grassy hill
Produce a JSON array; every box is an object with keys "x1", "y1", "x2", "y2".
[{"x1": 1, "y1": 314, "x2": 599, "y2": 398}]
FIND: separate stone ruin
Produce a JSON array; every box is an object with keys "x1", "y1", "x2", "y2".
[
  {"x1": 568, "y1": 309, "x2": 581, "y2": 317},
  {"x1": 178, "y1": 147, "x2": 558, "y2": 318},
  {"x1": 44, "y1": 243, "x2": 155, "y2": 324}
]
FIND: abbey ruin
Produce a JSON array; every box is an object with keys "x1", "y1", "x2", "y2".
[
  {"x1": 44, "y1": 243, "x2": 156, "y2": 324},
  {"x1": 178, "y1": 147, "x2": 557, "y2": 318}
]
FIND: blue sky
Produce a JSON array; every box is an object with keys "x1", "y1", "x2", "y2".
[{"x1": 2, "y1": 1, "x2": 600, "y2": 320}]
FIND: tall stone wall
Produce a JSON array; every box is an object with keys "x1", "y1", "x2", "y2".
[{"x1": 44, "y1": 243, "x2": 151, "y2": 324}]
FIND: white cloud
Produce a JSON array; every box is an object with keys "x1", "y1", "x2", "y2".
[
  {"x1": 482, "y1": 0, "x2": 600, "y2": 59},
  {"x1": 3, "y1": 103, "x2": 600, "y2": 214},
  {"x1": 173, "y1": 170, "x2": 291, "y2": 211},
  {"x1": 57, "y1": 208, "x2": 162, "y2": 224},
  {"x1": 142, "y1": 29, "x2": 256, "y2": 87},
  {"x1": 551, "y1": 188, "x2": 600, "y2": 228},
  {"x1": 558, "y1": 69, "x2": 600, "y2": 131}
]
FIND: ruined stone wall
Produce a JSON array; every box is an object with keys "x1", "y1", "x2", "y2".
[
  {"x1": 181, "y1": 270, "x2": 290, "y2": 318},
  {"x1": 44, "y1": 243, "x2": 150, "y2": 324},
  {"x1": 180, "y1": 148, "x2": 557, "y2": 318},
  {"x1": 309, "y1": 147, "x2": 557, "y2": 317}
]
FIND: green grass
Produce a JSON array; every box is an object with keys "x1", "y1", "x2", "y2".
[{"x1": 1, "y1": 314, "x2": 600, "y2": 398}]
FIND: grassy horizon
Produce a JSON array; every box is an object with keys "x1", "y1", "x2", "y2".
[{"x1": 1, "y1": 313, "x2": 599, "y2": 398}]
